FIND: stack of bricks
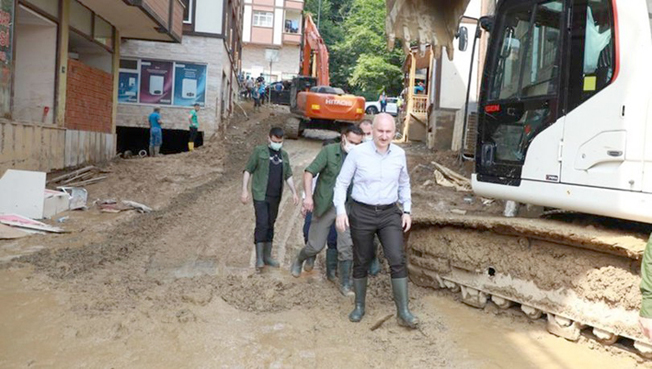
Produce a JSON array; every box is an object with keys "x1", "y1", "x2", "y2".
[{"x1": 65, "y1": 59, "x2": 114, "y2": 133}]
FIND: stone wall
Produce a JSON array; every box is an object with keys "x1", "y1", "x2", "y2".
[{"x1": 117, "y1": 36, "x2": 230, "y2": 136}]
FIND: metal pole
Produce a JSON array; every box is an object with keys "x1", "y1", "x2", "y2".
[{"x1": 269, "y1": 60, "x2": 273, "y2": 104}]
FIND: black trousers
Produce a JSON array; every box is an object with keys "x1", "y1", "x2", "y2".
[
  {"x1": 253, "y1": 196, "x2": 281, "y2": 243},
  {"x1": 189, "y1": 127, "x2": 198, "y2": 143},
  {"x1": 349, "y1": 201, "x2": 407, "y2": 279}
]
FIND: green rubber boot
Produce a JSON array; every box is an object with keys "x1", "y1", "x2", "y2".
[
  {"x1": 391, "y1": 277, "x2": 419, "y2": 329},
  {"x1": 325, "y1": 249, "x2": 338, "y2": 282},
  {"x1": 304, "y1": 256, "x2": 316, "y2": 272},
  {"x1": 349, "y1": 277, "x2": 367, "y2": 322},
  {"x1": 263, "y1": 242, "x2": 280, "y2": 267},
  {"x1": 291, "y1": 248, "x2": 309, "y2": 277},
  {"x1": 338, "y1": 260, "x2": 354, "y2": 297},
  {"x1": 254, "y1": 243, "x2": 265, "y2": 271},
  {"x1": 369, "y1": 256, "x2": 381, "y2": 276}
]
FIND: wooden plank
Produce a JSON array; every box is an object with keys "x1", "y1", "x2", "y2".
[{"x1": 47, "y1": 165, "x2": 95, "y2": 184}]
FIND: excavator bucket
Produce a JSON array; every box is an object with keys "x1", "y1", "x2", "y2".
[{"x1": 385, "y1": 0, "x2": 470, "y2": 60}]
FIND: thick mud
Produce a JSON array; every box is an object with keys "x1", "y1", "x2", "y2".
[{"x1": 1, "y1": 106, "x2": 650, "y2": 368}]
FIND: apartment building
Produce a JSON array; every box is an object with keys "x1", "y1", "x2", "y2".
[
  {"x1": 0, "y1": 0, "x2": 184, "y2": 172},
  {"x1": 241, "y1": 0, "x2": 302, "y2": 82},
  {"x1": 116, "y1": 0, "x2": 243, "y2": 153}
]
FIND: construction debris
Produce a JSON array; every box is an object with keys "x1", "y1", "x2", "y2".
[
  {"x1": 122, "y1": 200, "x2": 153, "y2": 213},
  {"x1": 47, "y1": 166, "x2": 107, "y2": 187},
  {"x1": 431, "y1": 161, "x2": 472, "y2": 192},
  {"x1": 0, "y1": 214, "x2": 65, "y2": 233}
]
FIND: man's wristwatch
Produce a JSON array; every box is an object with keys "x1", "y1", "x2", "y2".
[{"x1": 403, "y1": 211, "x2": 411, "y2": 215}]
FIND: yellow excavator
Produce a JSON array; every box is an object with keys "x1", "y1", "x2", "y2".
[{"x1": 388, "y1": 0, "x2": 652, "y2": 356}]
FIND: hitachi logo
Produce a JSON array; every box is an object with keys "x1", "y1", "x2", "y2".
[{"x1": 325, "y1": 99, "x2": 353, "y2": 106}]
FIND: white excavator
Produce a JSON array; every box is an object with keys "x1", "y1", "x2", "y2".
[{"x1": 387, "y1": 0, "x2": 652, "y2": 357}]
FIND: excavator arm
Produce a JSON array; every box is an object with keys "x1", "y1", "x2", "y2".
[
  {"x1": 302, "y1": 14, "x2": 330, "y2": 86},
  {"x1": 385, "y1": 0, "x2": 470, "y2": 60}
]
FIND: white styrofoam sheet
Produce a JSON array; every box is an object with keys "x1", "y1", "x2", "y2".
[{"x1": 0, "y1": 169, "x2": 46, "y2": 219}]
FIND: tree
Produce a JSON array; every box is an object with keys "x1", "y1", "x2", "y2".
[
  {"x1": 349, "y1": 54, "x2": 403, "y2": 100},
  {"x1": 304, "y1": 0, "x2": 405, "y2": 96}
]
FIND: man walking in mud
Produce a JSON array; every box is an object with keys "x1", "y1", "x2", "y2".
[
  {"x1": 291, "y1": 125, "x2": 364, "y2": 296},
  {"x1": 241, "y1": 127, "x2": 299, "y2": 271},
  {"x1": 334, "y1": 113, "x2": 418, "y2": 328}
]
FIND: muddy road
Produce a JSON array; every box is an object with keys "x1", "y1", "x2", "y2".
[{"x1": 0, "y1": 107, "x2": 649, "y2": 368}]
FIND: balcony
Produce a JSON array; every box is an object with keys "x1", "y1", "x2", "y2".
[{"x1": 77, "y1": 0, "x2": 184, "y2": 42}]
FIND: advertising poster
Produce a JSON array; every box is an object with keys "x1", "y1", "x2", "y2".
[
  {"x1": 139, "y1": 60, "x2": 173, "y2": 105},
  {"x1": 173, "y1": 63, "x2": 207, "y2": 106},
  {"x1": 118, "y1": 72, "x2": 139, "y2": 103}
]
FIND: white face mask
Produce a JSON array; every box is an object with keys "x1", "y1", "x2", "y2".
[
  {"x1": 269, "y1": 141, "x2": 283, "y2": 151},
  {"x1": 342, "y1": 137, "x2": 352, "y2": 153},
  {"x1": 363, "y1": 135, "x2": 373, "y2": 142}
]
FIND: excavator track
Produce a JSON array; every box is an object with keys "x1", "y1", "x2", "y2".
[
  {"x1": 283, "y1": 117, "x2": 301, "y2": 139},
  {"x1": 406, "y1": 213, "x2": 652, "y2": 356}
]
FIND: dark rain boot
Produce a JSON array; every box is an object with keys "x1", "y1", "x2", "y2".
[
  {"x1": 254, "y1": 243, "x2": 265, "y2": 271},
  {"x1": 349, "y1": 277, "x2": 367, "y2": 322},
  {"x1": 325, "y1": 249, "x2": 338, "y2": 282},
  {"x1": 290, "y1": 248, "x2": 309, "y2": 277},
  {"x1": 369, "y1": 256, "x2": 381, "y2": 276},
  {"x1": 338, "y1": 260, "x2": 354, "y2": 297},
  {"x1": 304, "y1": 256, "x2": 316, "y2": 272},
  {"x1": 391, "y1": 277, "x2": 419, "y2": 329},
  {"x1": 263, "y1": 242, "x2": 280, "y2": 268}
]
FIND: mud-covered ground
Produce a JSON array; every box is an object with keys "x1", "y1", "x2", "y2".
[{"x1": 1, "y1": 105, "x2": 650, "y2": 368}]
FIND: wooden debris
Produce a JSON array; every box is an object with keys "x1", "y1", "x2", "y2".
[
  {"x1": 47, "y1": 166, "x2": 95, "y2": 184},
  {"x1": 64, "y1": 176, "x2": 107, "y2": 187},
  {"x1": 431, "y1": 161, "x2": 472, "y2": 192},
  {"x1": 370, "y1": 313, "x2": 394, "y2": 331}
]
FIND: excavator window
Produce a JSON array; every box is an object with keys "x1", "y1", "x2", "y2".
[{"x1": 567, "y1": 0, "x2": 615, "y2": 112}]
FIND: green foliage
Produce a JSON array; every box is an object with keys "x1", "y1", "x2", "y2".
[{"x1": 305, "y1": 0, "x2": 405, "y2": 97}]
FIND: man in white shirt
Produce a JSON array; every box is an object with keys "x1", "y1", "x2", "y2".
[{"x1": 334, "y1": 113, "x2": 418, "y2": 328}]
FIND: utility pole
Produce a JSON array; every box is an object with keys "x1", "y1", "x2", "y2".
[{"x1": 269, "y1": 59, "x2": 273, "y2": 104}]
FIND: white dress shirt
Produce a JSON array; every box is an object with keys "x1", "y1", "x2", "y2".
[{"x1": 333, "y1": 140, "x2": 411, "y2": 215}]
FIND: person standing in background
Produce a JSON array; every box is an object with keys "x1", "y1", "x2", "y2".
[
  {"x1": 148, "y1": 107, "x2": 163, "y2": 157},
  {"x1": 379, "y1": 91, "x2": 388, "y2": 113},
  {"x1": 188, "y1": 103, "x2": 200, "y2": 151}
]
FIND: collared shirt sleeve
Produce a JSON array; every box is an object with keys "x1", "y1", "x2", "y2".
[
  {"x1": 398, "y1": 152, "x2": 412, "y2": 213},
  {"x1": 244, "y1": 146, "x2": 259, "y2": 174},
  {"x1": 641, "y1": 234, "x2": 652, "y2": 318},
  {"x1": 333, "y1": 149, "x2": 357, "y2": 215},
  {"x1": 305, "y1": 147, "x2": 328, "y2": 176}
]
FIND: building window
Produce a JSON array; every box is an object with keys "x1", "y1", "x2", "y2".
[
  {"x1": 182, "y1": 0, "x2": 193, "y2": 23},
  {"x1": 253, "y1": 11, "x2": 273, "y2": 28},
  {"x1": 284, "y1": 11, "x2": 301, "y2": 33}
]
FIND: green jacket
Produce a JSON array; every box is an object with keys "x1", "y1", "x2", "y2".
[
  {"x1": 641, "y1": 234, "x2": 652, "y2": 317},
  {"x1": 244, "y1": 145, "x2": 293, "y2": 201},
  {"x1": 305, "y1": 143, "x2": 345, "y2": 217}
]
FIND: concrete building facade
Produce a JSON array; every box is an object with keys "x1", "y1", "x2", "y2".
[
  {"x1": 116, "y1": 0, "x2": 243, "y2": 150},
  {"x1": 241, "y1": 0, "x2": 302, "y2": 81},
  {"x1": 0, "y1": 0, "x2": 185, "y2": 172}
]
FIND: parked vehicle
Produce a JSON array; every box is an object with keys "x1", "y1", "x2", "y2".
[{"x1": 365, "y1": 97, "x2": 398, "y2": 116}]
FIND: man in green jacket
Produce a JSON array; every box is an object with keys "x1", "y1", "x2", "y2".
[
  {"x1": 641, "y1": 235, "x2": 652, "y2": 339},
  {"x1": 241, "y1": 127, "x2": 299, "y2": 271},
  {"x1": 291, "y1": 125, "x2": 364, "y2": 296}
]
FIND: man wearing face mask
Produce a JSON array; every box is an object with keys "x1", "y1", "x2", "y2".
[
  {"x1": 241, "y1": 127, "x2": 299, "y2": 271},
  {"x1": 359, "y1": 120, "x2": 373, "y2": 142},
  {"x1": 291, "y1": 125, "x2": 364, "y2": 296}
]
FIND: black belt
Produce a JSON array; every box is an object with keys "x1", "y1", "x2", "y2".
[{"x1": 352, "y1": 200, "x2": 396, "y2": 211}]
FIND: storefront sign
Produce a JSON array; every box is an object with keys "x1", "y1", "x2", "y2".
[
  {"x1": 139, "y1": 60, "x2": 173, "y2": 105},
  {"x1": 173, "y1": 62, "x2": 206, "y2": 106}
]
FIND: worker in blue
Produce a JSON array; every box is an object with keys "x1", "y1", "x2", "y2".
[{"x1": 148, "y1": 107, "x2": 163, "y2": 157}]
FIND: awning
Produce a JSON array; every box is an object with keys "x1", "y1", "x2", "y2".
[{"x1": 386, "y1": 0, "x2": 470, "y2": 60}]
